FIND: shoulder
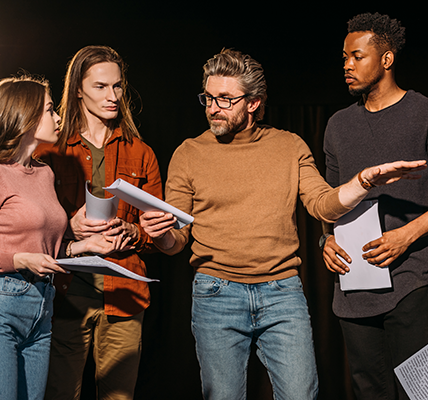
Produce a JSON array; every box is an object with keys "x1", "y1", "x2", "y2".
[
  {"x1": 327, "y1": 102, "x2": 360, "y2": 124},
  {"x1": 401, "y1": 90, "x2": 428, "y2": 113},
  {"x1": 257, "y1": 124, "x2": 312, "y2": 151},
  {"x1": 173, "y1": 130, "x2": 213, "y2": 154},
  {"x1": 257, "y1": 124, "x2": 301, "y2": 141},
  {"x1": 31, "y1": 159, "x2": 55, "y2": 178}
]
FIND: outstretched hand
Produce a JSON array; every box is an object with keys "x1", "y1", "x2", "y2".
[{"x1": 362, "y1": 160, "x2": 426, "y2": 186}]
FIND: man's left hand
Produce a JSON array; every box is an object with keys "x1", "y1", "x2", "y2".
[
  {"x1": 103, "y1": 218, "x2": 139, "y2": 245},
  {"x1": 362, "y1": 227, "x2": 411, "y2": 267}
]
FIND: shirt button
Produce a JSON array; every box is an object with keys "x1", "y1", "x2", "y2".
[
  {"x1": 86, "y1": 155, "x2": 91, "y2": 161},
  {"x1": 131, "y1": 172, "x2": 136, "y2": 177},
  {"x1": 62, "y1": 284, "x2": 68, "y2": 290},
  {"x1": 57, "y1": 179, "x2": 61, "y2": 185}
]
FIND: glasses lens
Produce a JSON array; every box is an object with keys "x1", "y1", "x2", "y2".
[
  {"x1": 198, "y1": 94, "x2": 206, "y2": 106},
  {"x1": 216, "y1": 97, "x2": 231, "y2": 109},
  {"x1": 198, "y1": 94, "x2": 213, "y2": 107}
]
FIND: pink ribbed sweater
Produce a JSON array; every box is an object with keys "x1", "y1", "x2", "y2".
[{"x1": 0, "y1": 160, "x2": 68, "y2": 273}]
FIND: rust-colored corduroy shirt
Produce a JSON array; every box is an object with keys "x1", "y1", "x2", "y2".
[{"x1": 35, "y1": 128, "x2": 163, "y2": 317}]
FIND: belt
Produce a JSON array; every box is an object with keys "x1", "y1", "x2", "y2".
[{"x1": 19, "y1": 270, "x2": 53, "y2": 284}]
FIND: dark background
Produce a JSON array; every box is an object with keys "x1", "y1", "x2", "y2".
[{"x1": 1, "y1": 1, "x2": 426, "y2": 399}]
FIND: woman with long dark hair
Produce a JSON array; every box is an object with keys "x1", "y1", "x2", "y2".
[{"x1": 0, "y1": 75, "x2": 127, "y2": 400}]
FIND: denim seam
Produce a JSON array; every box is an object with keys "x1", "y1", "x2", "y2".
[{"x1": 255, "y1": 340, "x2": 278, "y2": 400}]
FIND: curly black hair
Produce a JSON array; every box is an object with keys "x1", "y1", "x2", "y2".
[{"x1": 348, "y1": 12, "x2": 406, "y2": 54}]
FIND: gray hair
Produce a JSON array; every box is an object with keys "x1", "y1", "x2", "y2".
[{"x1": 202, "y1": 49, "x2": 267, "y2": 121}]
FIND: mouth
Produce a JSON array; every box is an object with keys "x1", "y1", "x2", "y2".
[
  {"x1": 345, "y1": 74, "x2": 356, "y2": 85},
  {"x1": 209, "y1": 115, "x2": 226, "y2": 122}
]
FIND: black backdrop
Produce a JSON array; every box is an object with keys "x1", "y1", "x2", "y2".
[{"x1": 1, "y1": 1, "x2": 427, "y2": 398}]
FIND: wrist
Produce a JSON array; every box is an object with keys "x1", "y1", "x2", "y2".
[
  {"x1": 319, "y1": 233, "x2": 332, "y2": 250},
  {"x1": 358, "y1": 171, "x2": 376, "y2": 191},
  {"x1": 66, "y1": 240, "x2": 76, "y2": 258}
]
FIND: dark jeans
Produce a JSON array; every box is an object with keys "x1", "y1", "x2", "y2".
[{"x1": 340, "y1": 285, "x2": 428, "y2": 400}]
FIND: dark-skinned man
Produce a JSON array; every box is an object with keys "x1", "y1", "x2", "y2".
[{"x1": 322, "y1": 12, "x2": 428, "y2": 400}]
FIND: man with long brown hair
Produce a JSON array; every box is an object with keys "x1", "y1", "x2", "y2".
[{"x1": 36, "y1": 45, "x2": 163, "y2": 400}]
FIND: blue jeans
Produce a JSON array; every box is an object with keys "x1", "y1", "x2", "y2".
[
  {"x1": 0, "y1": 273, "x2": 55, "y2": 400},
  {"x1": 191, "y1": 273, "x2": 318, "y2": 400}
]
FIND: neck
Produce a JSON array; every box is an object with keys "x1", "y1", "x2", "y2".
[
  {"x1": 13, "y1": 146, "x2": 36, "y2": 168},
  {"x1": 363, "y1": 79, "x2": 406, "y2": 112},
  {"x1": 81, "y1": 115, "x2": 113, "y2": 148},
  {"x1": 13, "y1": 135, "x2": 38, "y2": 168}
]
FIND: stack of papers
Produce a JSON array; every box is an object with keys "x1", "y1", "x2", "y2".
[{"x1": 334, "y1": 200, "x2": 392, "y2": 291}]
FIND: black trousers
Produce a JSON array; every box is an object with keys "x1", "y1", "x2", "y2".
[{"x1": 340, "y1": 285, "x2": 428, "y2": 400}]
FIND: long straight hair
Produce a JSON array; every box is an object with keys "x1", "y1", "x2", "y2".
[
  {"x1": 56, "y1": 45, "x2": 140, "y2": 153},
  {"x1": 0, "y1": 76, "x2": 49, "y2": 163}
]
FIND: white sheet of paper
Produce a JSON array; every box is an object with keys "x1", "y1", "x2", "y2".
[
  {"x1": 104, "y1": 178, "x2": 194, "y2": 229},
  {"x1": 56, "y1": 256, "x2": 159, "y2": 282},
  {"x1": 85, "y1": 182, "x2": 119, "y2": 221},
  {"x1": 334, "y1": 200, "x2": 392, "y2": 291},
  {"x1": 394, "y1": 343, "x2": 428, "y2": 400}
]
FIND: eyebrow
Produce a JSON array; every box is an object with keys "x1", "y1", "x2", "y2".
[
  {"x1": 93, "y1": 80, "x2": 122, "y2": 86},
  {"x1": 205, "y1": 90, "x2": 235, "y2": 97},
  {"x1": 343, "y1": 49, "x2": 363, "y2": 55}
]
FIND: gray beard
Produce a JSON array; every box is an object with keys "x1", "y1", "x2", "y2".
[
  {"x1": 210, "y1": 122, "x2": 229, "y2": 137},
  {"x1": 207, "y1": 108, "x2": 248, "y2": 137}
]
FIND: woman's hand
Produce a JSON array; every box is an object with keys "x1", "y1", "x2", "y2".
[
  {"x1": 13, "y1": 253, "x2": 69, "y2": 277},
  {"x1": 70, "y1": 233, "x2": 134, "y2": 256}
]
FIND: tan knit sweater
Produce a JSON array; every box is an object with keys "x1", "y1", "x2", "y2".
[{"x1": 163, "y1": 124, "x2": 350, "y2": 283}]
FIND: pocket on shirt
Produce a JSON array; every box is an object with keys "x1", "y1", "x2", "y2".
[{"x1": 117, "y1": 166, "x2": 147, "y2": 188}]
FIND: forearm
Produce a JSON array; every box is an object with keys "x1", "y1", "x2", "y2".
[
  {"x1": 398, "y1": 212, "x2": 428, "y2": 244},
  {"x1": 153, "y1": 230, "x2": 178, "y2": 253},
  {"x1": 338, "y1": 173, "x2": 370, "y2": 208}
]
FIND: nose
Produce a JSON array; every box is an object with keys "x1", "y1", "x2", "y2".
[
  {"x1": 106, "y1": 86, "x2": 118, "y2": 102},
  {"x1": 208, "y1": 99, "x2": 221, "y2": 114},
  {"x1": 344, "y1": 57, "x2": 354, "y2": 71},
  {"x1": 54, "y1": 111, "x2": 61, "y2": 124}
]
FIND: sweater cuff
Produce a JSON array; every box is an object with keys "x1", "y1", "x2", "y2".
[
  {"x1": 0, "y1": 252, "x2": 18, "y2": 274},
  {"x1": 324, "y1": 187, "x2": 354, "y2": 223}
]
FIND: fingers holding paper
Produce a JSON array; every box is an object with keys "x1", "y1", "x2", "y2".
[
  {"x1": 140, "y1": 211, "x2": 177, "y2": 238},
  {"x1": 70, "y1": 204, "x2": 110, "y2": 240},
  {"x1": 323, "y1": 235, "x2": 351, "y2": 275}
]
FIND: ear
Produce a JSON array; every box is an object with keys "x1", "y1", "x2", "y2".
[
  {"x1": 77, "y1": 88, "x2": 82, "y2": 98},
  {"x1": 247, "y1": 97, "x2": 261, "y2": 114},
  {"x1": 382, "y1": 51, "x2": 395, "y2": 70}
]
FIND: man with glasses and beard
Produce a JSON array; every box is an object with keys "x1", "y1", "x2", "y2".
[
  {"x1": 140, "y1": 48, "x2": 425, "y2": 400},
  {"x1": 321, "y1": 13, "x2": 428, "y2": 400}
]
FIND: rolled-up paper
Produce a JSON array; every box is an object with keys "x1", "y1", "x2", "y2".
[{"x1": 85, "y1": 181, "x2": 119, "y2": 221}]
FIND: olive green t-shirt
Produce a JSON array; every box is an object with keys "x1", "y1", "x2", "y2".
[{"x1": 67, "y1": 136, "x2": 106, "y2": 299}]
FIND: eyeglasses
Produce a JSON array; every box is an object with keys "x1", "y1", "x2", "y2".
[{"x1": 198, "y1": 93, "x2": 248, "y2": 109}]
